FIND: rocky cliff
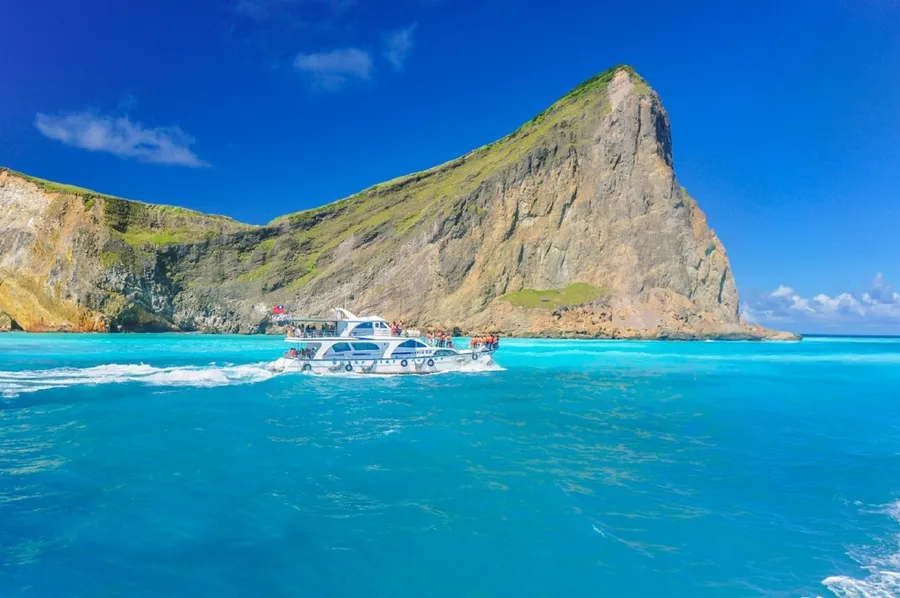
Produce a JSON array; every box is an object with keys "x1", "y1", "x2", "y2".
[{"x1": 0, "y1": 65, "x2": 792, "y2": 339}]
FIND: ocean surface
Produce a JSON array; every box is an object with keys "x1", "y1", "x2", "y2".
[{"x1": 1, "y1": 334, "x2": 898, "y2": 597}]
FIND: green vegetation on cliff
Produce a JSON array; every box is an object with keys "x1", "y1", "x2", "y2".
[
  {"x1": 0, "y1": 167, "x2": 116, "y2": 198},
  {"x1": 272, "y1": 64, "x2": 651, "y2": 236},
  {"x1": 499, "y1": 283, "x2": 608, "y2": 309},
  {"x1": 254, "y1": 64, "x2": 653, "y2": 293}
]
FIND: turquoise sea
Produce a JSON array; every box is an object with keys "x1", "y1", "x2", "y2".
[{"x1": 1, "y1": 334, "x2": 899, "y2": 597}]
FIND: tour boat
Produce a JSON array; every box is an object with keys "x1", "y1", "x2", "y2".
[{"x1": 269, "y1": 308, "x2": 498, "y2": 375}]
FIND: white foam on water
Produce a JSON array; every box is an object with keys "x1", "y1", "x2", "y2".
[
  {"x1": 455, "y1": 359, "x2": 505, "y2": 373},
  {"x1": 0, "y1": 362, "x2": 277, "y2": 397},
  {"x1": 270, "y1": 357, "x2": 504, "y2": 378},
  {"x1": 822, "y1": 500, "x2": 900, "y2": 598}
]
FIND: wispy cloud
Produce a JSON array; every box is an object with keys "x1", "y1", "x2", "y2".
[
  {"x1": 34, "y1": 112, "x2": 208, "y2": 167},
  {"x1": 293, "y1": 47, "x2": 372, "y2": 91},
  {"x1": 743, "y1": 273, "x2": 900, "y2": 333},
  {"x1": 382, "y1": 23, "x2": 417, "y2": 70}
]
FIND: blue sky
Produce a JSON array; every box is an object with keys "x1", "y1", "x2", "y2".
[{"x1": 2, "y1": 0, "x2": 899, "y2": 334}]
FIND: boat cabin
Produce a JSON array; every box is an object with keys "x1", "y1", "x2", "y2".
[{"x1": 284, "y1": 308, "x2": 396, "y2": 339}]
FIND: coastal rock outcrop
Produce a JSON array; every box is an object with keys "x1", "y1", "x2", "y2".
[{"x1": 0, "y1": 65, "x2": 793, "y2": 339}]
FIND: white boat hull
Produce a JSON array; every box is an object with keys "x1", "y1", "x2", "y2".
[{"x1": 270, "y1": 350, "x2": 497, "y2": 375}]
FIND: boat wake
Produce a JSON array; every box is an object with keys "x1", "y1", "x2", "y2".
[
  {"x1": 0, "y1": 358, "x2": 505, "y2": 397},
  {"x1": 822, "y1": 500, "x2": 900, "y2": 598},
  {"x1": 0, "y1": 362, "x2": 277, "y2": 398},
  {"x1": 454, "y1": 360, "x2": 505, "y2": 373}
]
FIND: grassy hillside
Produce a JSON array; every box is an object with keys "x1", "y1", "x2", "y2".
[
  {"x1": 102, "y1": 195, "x2": 253, "y2": 247},
  {"x1": 255, "y1": 64, "x2": 647, "y2": 291},
  {"x1": 271, "y1": 64, "x2": 646, "y2": 226},
  {"x1": 0, "y1": 167, "x2": 251, "y2": 248},
  {"x1": 0, "y1": 167, "x2": 117, "y2": 198},
  {"x1": 499, "y1": 283, "x2": 608, "y2": 309}
]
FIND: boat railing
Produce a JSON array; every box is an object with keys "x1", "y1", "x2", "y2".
[
  {"x1": 351, "y1": 329, "x2": 393, "y2": 338},
  {"x1": 289, "y1": 331, "x2": 336, "y2": 339}
]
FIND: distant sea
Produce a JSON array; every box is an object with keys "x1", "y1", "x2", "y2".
[{"x1": 1, "y1": 333, "x2": 898, "y2": 597}]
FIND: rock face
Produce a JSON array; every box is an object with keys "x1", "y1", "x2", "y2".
[{"x1": 0, "y1": 65, "x2": 792, "y2": 339}]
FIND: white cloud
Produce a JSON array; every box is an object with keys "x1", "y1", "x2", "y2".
[
  {"x1": 293, "y1": 47, "x2": 372, "y2": 91},
  {"x1": 34, "y1": 112, "x2": 208, "y2": 167},
  {"x1": 382, "y1": 23, "x2": 417, "y2": 70},
  {"x1": 744, "y1": 273, "x2": 900, "y2": 333}
]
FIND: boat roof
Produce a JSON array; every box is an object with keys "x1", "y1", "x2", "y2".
[
  {"x1": 284, "y1": 335, "x2": 423, "y2": 343},
  {"x1": 278, "y1": 317, "x2": 339, "y2": 323},
  {"x1": 274, "y1": 307, "x2": 387, "y2": 324}
]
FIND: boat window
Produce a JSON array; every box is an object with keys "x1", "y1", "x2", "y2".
[
  {"x1": 352, "y1": 322, "x2": 374, "y2": 335},
  {"x1": 398, "y1": 339, "x2": 427, "y2": 349},
  {"x1": 329, "y1": 342, "x2": 352, "y2": 353},
  {"x1": 433, "y1": 349, "x2": 456, "y2": 357},
  {"x1": 351, "y1": 342, "x2": 380, "y2": 351}
]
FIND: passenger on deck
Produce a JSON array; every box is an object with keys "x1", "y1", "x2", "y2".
[{"x1": 289, "y1": 347, "x2": 297, "y2": 358}]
